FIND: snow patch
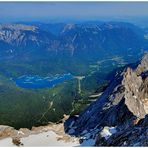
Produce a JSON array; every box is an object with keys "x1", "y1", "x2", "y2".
[
  {"x1": 100, "y1": 126, "x2": 117, "y2": 140},
  {"x1": 0, "y1": 130, "x2": 79, "y2": 147}
]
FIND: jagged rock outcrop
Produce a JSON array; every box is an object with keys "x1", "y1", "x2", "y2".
[
  {"x1": 95, "y1": 115, "x2": 148, "y2": 146},
  {"x1": 122, "y1": 67, "x2": 146, "y2": 118},
  {"x1": 136, "y1": 53, "x2": 148, "y2": 75},
  {"x1": 64, "y1": 53, "x2": 148, "y2": 146},
  {"x1": 0, "y1": 122, "x2": 80, "y2": 147},
  {"x1": 0, "y1": 125, "x2": 17, "y2": 138}
]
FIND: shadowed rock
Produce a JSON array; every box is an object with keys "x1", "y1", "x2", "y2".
[{"x1": 95, "y1": 115, "x2": 148, "y2": 146}]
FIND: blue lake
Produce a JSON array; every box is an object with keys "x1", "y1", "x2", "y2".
[{"x1": 15, "y1": 73, "x2": 74, "y2": 89}]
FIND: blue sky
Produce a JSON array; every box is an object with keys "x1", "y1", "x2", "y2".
[{"x1": 0, "y1": 2, "x2": 148, "y2": 22}]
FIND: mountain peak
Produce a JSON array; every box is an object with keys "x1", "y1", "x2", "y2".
[{"x1": 61, "y1": 23, "x2": 76, "y2": 33}]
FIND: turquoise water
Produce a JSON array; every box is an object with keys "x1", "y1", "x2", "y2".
[{"x1": 15, "y1": 73, "x2": 73, "y2": 89}]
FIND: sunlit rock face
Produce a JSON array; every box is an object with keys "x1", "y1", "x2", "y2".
[
  {"x1": 122, "y1": 67, "x2": 146, "y2": 118},
  {"x1": 136, "y1": 54, "x2": 148, "y2": 114}
]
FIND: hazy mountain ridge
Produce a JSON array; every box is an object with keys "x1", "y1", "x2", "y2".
[{"x1": 0, "y1": 22, "x2": 147, "y2": 60}]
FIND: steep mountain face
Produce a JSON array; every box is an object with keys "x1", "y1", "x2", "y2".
[
  {"x1": 59, "y1": 22, "x2": 146, "y2": 58},
  {"x1": 0, "y1": 22, "x2": 147, "y2": 60},
  {"x1": 95, "y1": 115, "x2": 148, "y2": 146},
  {"x1": 0, "y1": 24, "x2": 57, "y2": 46},
  {"x1": 64, "y1": 54, "x2": 148, "y2": 146}
]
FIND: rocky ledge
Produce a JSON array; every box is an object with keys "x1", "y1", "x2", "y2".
[
  {"x1": 0, "y1": 115, "x2": 79, "y2": 146},
  {"x1": 64, "y1": 53, "x2": 148, "y2": 146}
]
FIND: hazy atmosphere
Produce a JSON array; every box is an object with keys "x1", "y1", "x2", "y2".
[{"x1": 0, "y1": 2, "x2": 148, "y2": 22}]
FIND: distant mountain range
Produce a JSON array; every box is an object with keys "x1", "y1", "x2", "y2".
[{"x1": 0, "y1": 22, "x2": 147, "y2": 61}]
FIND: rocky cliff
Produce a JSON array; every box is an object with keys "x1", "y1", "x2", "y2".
[
  {"x1": 95, "y1": 115, "x2": 148, "y2": 146},
  {"x1": 64, "y1": 53, "x2": 148, "y2": 146}
]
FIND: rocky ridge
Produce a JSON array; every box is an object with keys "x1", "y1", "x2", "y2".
[
  {"x1": 95, "y1": 115, "x2": 148, "y2": 146},
  {"x1": 64, "y1": 53, "x2": 148, "y2": 146},
  {"x1": 0, "y1": 115, "x2": 79, "y2": 146},
  {"x1": 0, "y1": 22, "x2": 147, "y2": 59}
]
